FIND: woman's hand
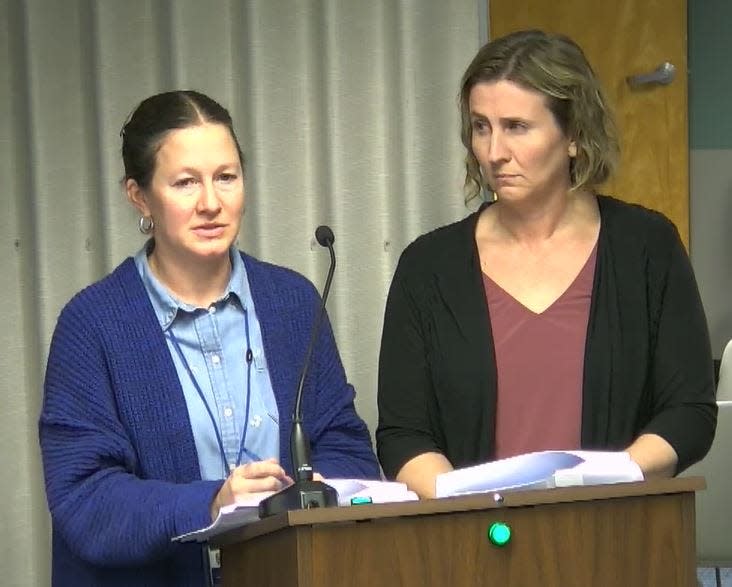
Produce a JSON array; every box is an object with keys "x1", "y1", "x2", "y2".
[
  {"x1": 396, "y1": 452, "x2": 454, "y2": 499},
  {"x1": 210, "y1": 458, "x2": 293, "y2": 521},
  {"x1": 626, "y1": 433, "x2": 678, "y2": 479}
]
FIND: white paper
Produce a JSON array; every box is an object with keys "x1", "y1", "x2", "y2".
[
  {"x1": 552, "y1": 451, "x2": 643, "y2": 487},
  {"x1": 324, "y1": 478, "x2": 418, "y2": 506},
  {"x1": 173, "y1": 479, "x2": 418, "y2": 543},
  {"x1": 435, "y1": 450, "x2": 643, "y2": 498}
]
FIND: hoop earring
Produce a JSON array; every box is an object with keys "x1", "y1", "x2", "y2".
[
  {"x1": 481, "y1": 184, "x2": 497, "y2": 202},
  {"x1": 139, "y1": 216, "x2": 154, "y2": 234}
]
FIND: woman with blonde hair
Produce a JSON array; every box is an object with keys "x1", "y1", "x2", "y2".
[{"x1": 377, "y1": 30, "x2": 716, "y2": 498}]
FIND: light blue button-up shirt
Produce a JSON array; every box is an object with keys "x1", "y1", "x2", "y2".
[{"x1": 135, "y1": 244, "x2": 280, "y2": 481}]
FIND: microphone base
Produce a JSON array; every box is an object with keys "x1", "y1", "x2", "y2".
[{"x1": 258, "y1": 480, "x2": 338, "y2": 518}]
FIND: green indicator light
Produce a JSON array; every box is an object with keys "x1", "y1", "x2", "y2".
[
  {"x1": 350, "y1": 496, "x2": 373, "y2": 505},
  {"x1": 488, "y1": 522, "x2": 512, "y2": 546}
]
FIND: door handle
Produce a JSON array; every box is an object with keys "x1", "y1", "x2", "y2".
[{"x1": 626, "y1": 62, "x2": 676, "y2": 88}]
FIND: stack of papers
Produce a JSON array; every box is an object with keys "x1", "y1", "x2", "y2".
[
  {"x1": 174, "y1": 478, "x2": 417, "y2": 543},
  {"x1": 435, "y1": 450, "x2": 643, "y2": 498}
]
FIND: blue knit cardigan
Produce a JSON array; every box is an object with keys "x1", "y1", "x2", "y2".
[{"x1": 40, "y1": 252, "x2": 379, "y2": 586}]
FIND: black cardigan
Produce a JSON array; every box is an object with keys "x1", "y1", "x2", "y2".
[{"x1": 376, "y1": 195, "x2": 717, "y2": 478}]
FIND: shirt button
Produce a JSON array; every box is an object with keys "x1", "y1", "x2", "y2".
[
  {"x1": 224, "y1": 407, "x2": 233, "y2": 418},
  {"x1": 211, "y1": 354, "x2": 221, "y2": 365},
  {"x1": 208, "y1": 305, "x2": 217, "y2": 314}
]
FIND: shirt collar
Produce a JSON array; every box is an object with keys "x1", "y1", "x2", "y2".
[{"x1": 134, "y1": 241, "x2": 249, "y2": 330}]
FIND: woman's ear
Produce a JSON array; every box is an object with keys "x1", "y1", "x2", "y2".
[
  {"x1": 568, "y1": 141, "x2": 578, "y2": 158},
  {"x1": 126, "y1": 178, "x2": 150, "y2": 216}
]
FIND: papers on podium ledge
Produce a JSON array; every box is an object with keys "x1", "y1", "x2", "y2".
[
  {"x1": 173, "y1": 478, "x2": 418, "y2": 543},
  {"x1": 435, "y1": 450, "x2": 644, "y2": 499}
]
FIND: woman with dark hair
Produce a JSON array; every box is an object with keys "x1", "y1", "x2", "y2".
[
  {"x1": 39, "y1": 90, "x2": 379, "y2": 586},
  {"x1": 376, "y1": 30, "x2": 717, "y2": 498}
]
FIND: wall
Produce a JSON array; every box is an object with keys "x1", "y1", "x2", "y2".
[{"x1": 689, "y1": 0, "x2": 732, "y2": 358}]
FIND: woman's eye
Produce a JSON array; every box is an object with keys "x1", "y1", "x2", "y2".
[
  {"x1": 217, "y1": 173, "x2": 238, "y2": 183},
  {"x1": 174, "y1": 177, "x2": 197, "y2": 188},
  {"x1": 472, "y1": 120, "x2": 488, "y2": 132},
  {"x1": 507, "y1": 120, "x2": 527, "y2": 131}
]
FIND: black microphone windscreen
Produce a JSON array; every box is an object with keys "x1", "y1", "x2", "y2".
[{"x1": 315, "y1": 225, "x2": 335, "y2": 247}]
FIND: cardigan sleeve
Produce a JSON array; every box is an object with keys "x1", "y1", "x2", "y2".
[
  {"x1": 240, "y1": 255, "x2": 379, "y2": 481},
  {"x1": 306, "y1": 309, "x2": 381, "y2": 480},
  {"x1": 376, "y1": 247, "x2": 444, "y2": 479},
  {"x1": 639, "y1": 220, "x2": 717, "y2": 473},
  {"x1": 39, "y1": 303, "x2": 222, "y2": 567}
]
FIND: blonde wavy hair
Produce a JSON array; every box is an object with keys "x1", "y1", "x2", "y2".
[{"x1": 459, "y1": 30, "x2": 619, "y2": 204}]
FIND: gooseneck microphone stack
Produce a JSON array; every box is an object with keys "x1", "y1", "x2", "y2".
[{"x1": 258, "y1": 225, "x2": 339, "y2": 518}]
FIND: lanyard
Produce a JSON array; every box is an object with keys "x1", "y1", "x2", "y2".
[{"x1": 168, "y1": 307, "x2": 256, "y2": 479}]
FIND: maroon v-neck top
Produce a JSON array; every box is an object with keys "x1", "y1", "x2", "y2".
[{"x1": 483, "y1": 244, "x2": 598, "y2": 459}]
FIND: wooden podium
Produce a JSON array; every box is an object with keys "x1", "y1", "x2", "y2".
[{"x1": 213, "y1": 477, "x2": 703, "y2": 586}]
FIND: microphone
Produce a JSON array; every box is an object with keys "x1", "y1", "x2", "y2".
[{"x1": 258, "y1": 225, "x2": 339, "y2": 517}]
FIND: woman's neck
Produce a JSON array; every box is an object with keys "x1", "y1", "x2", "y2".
[
  {"x1": 148, "y1": 248, "x2": 232, "y2": 308},
  {"x1": 492, "y1": 189, "x2": 595, "y2": 244}
]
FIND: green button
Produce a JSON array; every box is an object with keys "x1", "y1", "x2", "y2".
[
  {"x1": 488, "y1": 522, "x2": 511, "y2": 546},
  {"x1": 350, "y1": 496, "x2": 373, "y2": 505}
]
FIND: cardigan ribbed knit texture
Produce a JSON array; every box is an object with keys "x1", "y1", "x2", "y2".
[{"x1": 40, "y1": 251, "x2": 379, "y2": 586}]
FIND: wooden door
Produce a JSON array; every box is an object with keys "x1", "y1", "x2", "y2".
[{"x1": 489, "y1": 0, "x2": 689, "y2": 246}]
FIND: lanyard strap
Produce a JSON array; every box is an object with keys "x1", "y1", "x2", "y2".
[{"x1": 168, "y1": 307, "x2": 255, "y2": 478}]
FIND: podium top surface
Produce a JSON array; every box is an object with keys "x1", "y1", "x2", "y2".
[{"x1": 212, "y1": 476, "x2": 704, "y2": 546}]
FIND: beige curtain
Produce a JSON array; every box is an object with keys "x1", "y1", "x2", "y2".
[{"x1": 0, "y1": 0, "x2": 480, "y2": 584}]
